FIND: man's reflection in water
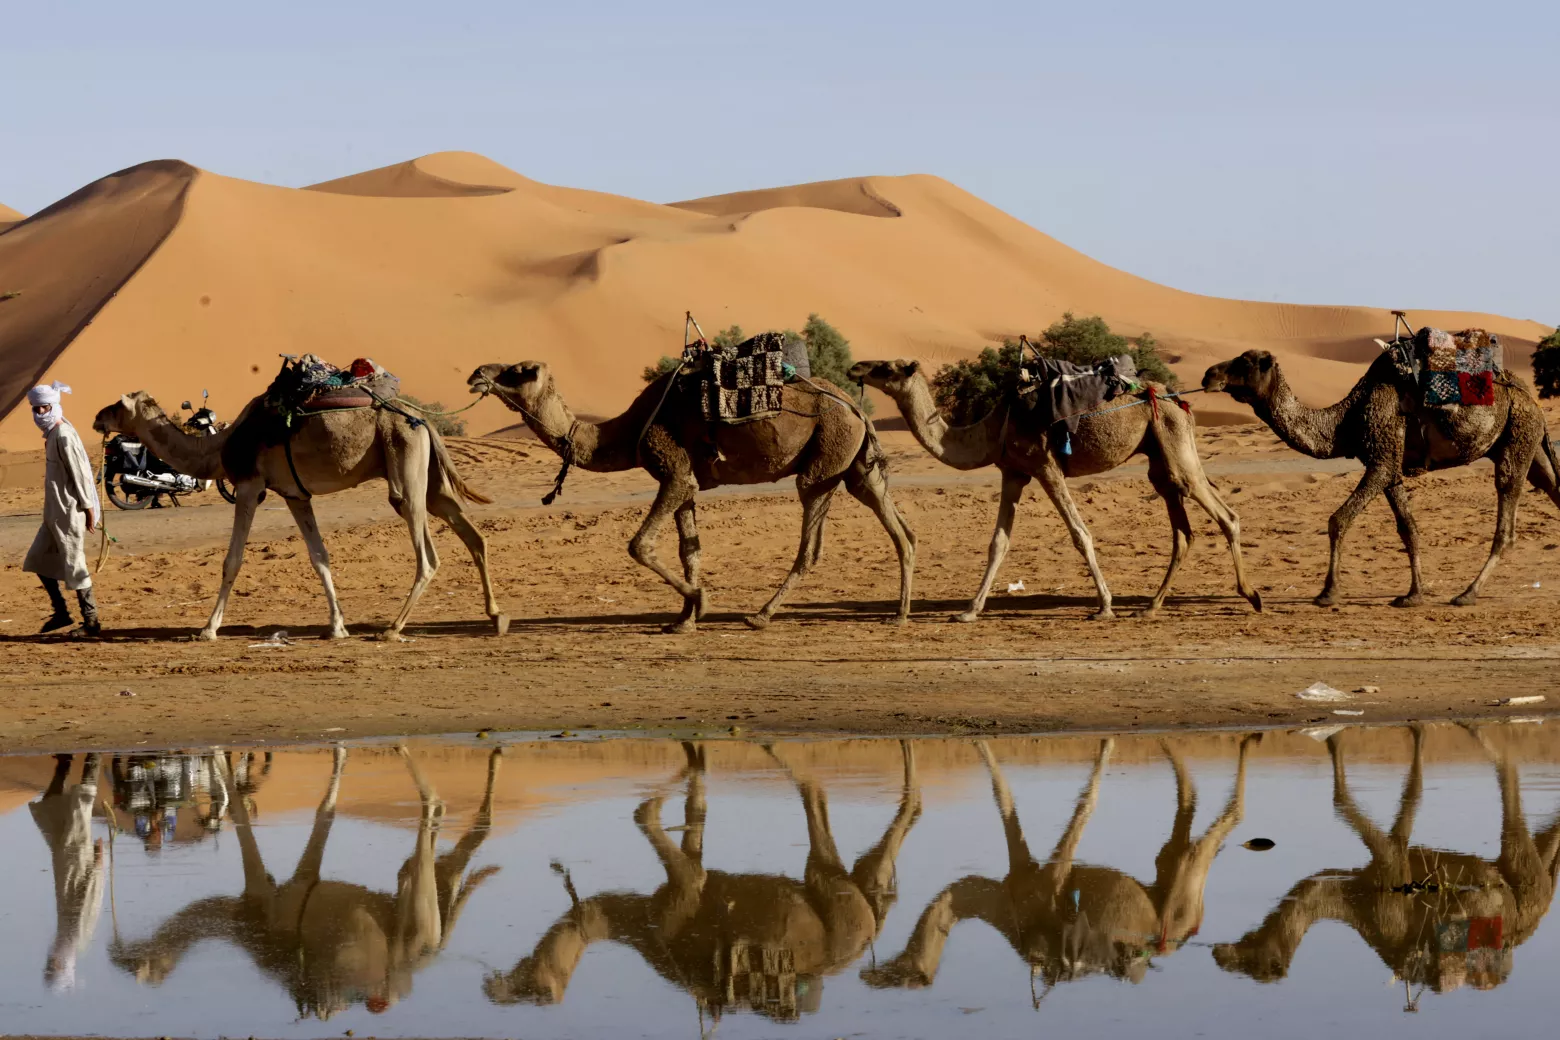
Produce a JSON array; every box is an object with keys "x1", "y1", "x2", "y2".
[
  {"x1": 484, "y1": 741, "x2": 922, "y2": 1026},
  {"x1": 30, "y1": 752, "x2": 104, "y2": 992},
  {"x1": 1213, "y1": 725, "x2": 1560, "y2": 998},
  {"x1": 865, "y1": 735, "x2": 1256, "y2": 1000},
  {"x1": 109, "y1": 745, "x2": 502, "y2": 1020}
]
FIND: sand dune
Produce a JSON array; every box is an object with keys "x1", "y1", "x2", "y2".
[
  {"x1": 0, "y1": 202, "x2": 21, "y2": 231},
  {"x1": 0, "y1": 151, "x2": 1547, "y2": 449}
]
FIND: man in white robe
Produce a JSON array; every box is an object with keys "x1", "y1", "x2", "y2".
[{"x1": 22, "y1": 381, "x2": 102, "y2": 635}]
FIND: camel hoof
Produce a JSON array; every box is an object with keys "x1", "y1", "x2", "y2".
[
  {"x1": 949, "y1": 611, "x2": 980, "y2": 624},
  {"x1": 1312, "y1": 592, "x2": 1339, "y2": 608},
  {"x1": 1248, "y1": 591, "x2": 1264, "y2": 613},
  {"x1": 196, "y1": 629, "x2": 219, "y2": 642},
  {"x1": 1131, "y1": 607, "x2": 1160, "y2": 620},
  {"x1": 1451, "y1": 592, "x2": 1478, "y2": 607},
  {"x1": 694, "y1": 589, "x2": 711, "y2": 621},
  {"x1": 492, "y1": 614, "x2": 510, "y2": 637},
  {"x1": 1390, "y1": 594, "x2": 1424, "y2": 609},
  {"x1": 662, "y1": 617, "x2": 697, "y2": 634},
  {"x1": 377, "y1": 629, "x2": 410, "y2": 643},
  {"x1": 743, "y1": 613, "x2": 771, "y2": 631},
  {"x1": 885, "y1": 614, "x2": 911, "y2": 627},
  {"x1": 322, "y1": 626, "x2": 350, "y2": 641},
  {"x1": 1089, "y1": 609, "x2": 1115, "y2": 621}
]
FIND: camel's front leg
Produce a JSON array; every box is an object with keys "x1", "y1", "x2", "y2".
[
  {"x1": 954, "y1": 468, "x2": 1030, "y2": 623},
  {"x1": 384, "y1": 437, "x2": 439, "y2": 641},
  {"x1": 628, "y1": 479, "x2": 702, "y2": 633},
  {"x1": 199, "y1": 481, "x2": 263, "y2": 640},
  {"x1": 747, "y1": 477, "x2": 841, "y2": 630},
  {"x1": 283, "y1": 497, "x2": 350, "y2": 639},
  {"x1": 1315, "y1": 466, "x2": 1392, "y2": 607},
  {"x1": 1382, "y1": 483, "x2": 1425, "y2": 607},
  {"x1": 1453, "y1": 439, "x2": 1529, "y2": 606},
  {"x1": 1032, "y1": 457, "x2": 1115, "y2": 620},
  {"x1": 666, "y1": 499, "x2": 709, "y2": 633}
]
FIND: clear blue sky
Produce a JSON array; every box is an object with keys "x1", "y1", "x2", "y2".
[{"x1": 5, "y1": 0, "x2": 1556, "y2": 323}]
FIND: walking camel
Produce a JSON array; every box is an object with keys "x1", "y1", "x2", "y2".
[
  {"x1": 484, "y1": 741, "x2": 921, "y2": 1024},
  {"x1": 110, "y1": 745, "x2": 504, "y2": 1020},
  {"x1": 1202, "y1": 349, "x2": 1560, "y2": 607},
  {"x1": 93, "y1": 391, "x2": 503, "y2": 640},
  {"x1": 1213, "y1": 725, "x2": 1560, "y2": 995},
  {"x1": 848, "y1": 360, "x2": 1260, "y2": 620},
  {"x1": 863, "y1": 735, "x2": 1255, "y2": 997},
  {"x1": 467, "y1": 362, "x2": 915, "y2": 631}
]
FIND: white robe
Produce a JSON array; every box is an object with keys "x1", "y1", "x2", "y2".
[{"x1": 23, "y1": 419, "x2": 101, "y2": 590}]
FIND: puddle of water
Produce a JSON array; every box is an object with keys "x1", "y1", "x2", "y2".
[{"x1": 1, "y1": 722, "x2": 1557, "y2": 1039}]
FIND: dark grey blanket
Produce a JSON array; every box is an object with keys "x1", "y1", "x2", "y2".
[{"x1": 1019, "y1": 354, "x2": 1140, "y2": 433}]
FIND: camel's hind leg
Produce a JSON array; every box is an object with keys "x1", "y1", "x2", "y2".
[
  {"x1": 199, "y1": 479, "x2": 264, "y2": 641},
  {"x1": 1155, "y1": 419, "x2": 1262, "y2": 612},
  {"x1": 283, "y1": 497, "x2": 350, "y2": 639},
  {"x1": 628, "y1": 478, "x2": 702, "y2": 633},
  {"x1": 1453, "y1": 435, "x2": 1532, "y2": 606},
  {"x1": 383, "y1": 431, "x2": 438, "y2": 640},
  {"x1": 1033, "y1": 456, "x2": 1115, "y2": 620},
  {"x1": 844, "y1": 460, "x2": 917, "y2": 625},
  {"x1": 746, "y1": 477, "x2": 841, "y2": 630},
  {"x1": 1525, "y1": 427, "x2": 1560, "y2": 513},
  {"x1": 429, "y1": 489, "x2": 507, "y2": 635},
  {"x1": 954, "y1": 468, "x2": 1030, "y2": 623}
]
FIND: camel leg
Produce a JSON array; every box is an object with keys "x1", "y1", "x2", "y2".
[
  {"x1": 746, "y1": 477, "x2": 841, "y2": 630},
  {"x1": 1525, "y1": 433, "x2": 1560, "y2": 512},
  {"x1": 394, "y1": 746, "x2": 446, "y2": 954},
  {"x1": 282, "y1": 497, "x2": 350, "y2": 640},
  {"x1": 850, "y1": 741, "x2": 922, "y2": 902},
  {"x1": 954, "y1": 468, "x2": 1030, "y2": 623},
  {"x1": 429, "y1": 491, "x2": 507, "y2": 635},
  {"x1": 1138, "y1": 462, "x2": 1194, "y2": 617},
  {"x1": 628, "y1": 479, "x2": 702, "y2": 633},
  {"x1": 1452, "y1": 441, "x2": 1528, "y2": 606},
  {"x1": 666, "y1": 500, "x2": 710, "y2": 632},
  {"x1": 845, "y1": 460, "x2": 917, "y2": 625},
  {"x1": 198, "y1": 480, "x2": 263, "y2": 640},
  {"x1": 1033, "y1": 456, "x2": 1114, "y2": 620},
  {"x1": 435, "y1": 747, "x2": 505, "y2": 930},
  {"x1": 1328, "y1": 727, "x2": 1421, "y2": 886},
  {"x1": 1174, "y1": 462, "x2": 1262, "y2": 613},
  {"x1": 383, "y1": 436, "x2": 439, "y2": 641},
  {"x1": 1315, "y1": 466, "x2": 1393, "y2": 607},
  {"x1": 1379, "y1": 482, "x2": 1426, "y2": 607}
]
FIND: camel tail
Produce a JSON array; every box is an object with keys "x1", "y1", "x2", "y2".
[{"x1": 428, "y1": 426, "x2": 493, "y2": 505}]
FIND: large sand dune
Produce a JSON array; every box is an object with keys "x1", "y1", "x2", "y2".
[
  {"x1": 0, "y1": 152, "x2": 1547, "y2": 449},
  {"x1": 0, "y1": 203, "x2": 21, "y2": 231}
]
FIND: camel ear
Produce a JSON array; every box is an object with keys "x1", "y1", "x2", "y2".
[
  {"x1": 905, "y1": 360, "x2": 921, "y2": 374},
  {"x1": 1257, "y1": 354, "x2": 1273, "y2": 373}
]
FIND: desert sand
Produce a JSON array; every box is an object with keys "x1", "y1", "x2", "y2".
[
  {"x1": 0, "y1": 416, "x2": 1557, "y2": 754},
  {"x1": 0, "y1": 202, "x2": 21, "y2": 230},
  {"x1": 0, "y1": 152, "x2": 1550, "y2": 450}
]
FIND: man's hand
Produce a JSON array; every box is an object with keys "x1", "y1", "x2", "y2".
[{"x1": 85, "y1": 509, "x2": 97, "y2": 533}]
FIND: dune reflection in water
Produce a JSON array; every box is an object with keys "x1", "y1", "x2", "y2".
[{"x1": 0, "y1": 722, "x2": 1556, "y2": 1039}]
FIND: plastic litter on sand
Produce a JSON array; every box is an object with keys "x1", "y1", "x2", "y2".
[{"x1": 1296, "y1": 681, "x2": 1351, "y2": 702}]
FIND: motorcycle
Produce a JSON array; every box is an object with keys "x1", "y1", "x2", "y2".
[{"x1": 103, "y1": 389, "x2": 237, "y2": 509}]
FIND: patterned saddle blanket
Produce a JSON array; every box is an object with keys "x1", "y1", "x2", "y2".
[
  {"x1": 1392, "y1": 328, "x2": 1502, "y2": 407},
  {"x1": 266, "y1": 354, "x2": 401, "y2": 416},
  {"x1": 694, "y1": 332, "x2": 787, "y2": 423}
]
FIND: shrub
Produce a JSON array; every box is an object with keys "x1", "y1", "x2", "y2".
[
  {"x1": 1532, "y1": 327, "x2": 1560, "y2": 399},
  {"x1": 399, "y1": 393, "x2": 467, "y2": 437},
  {"x1": 928, "y1": 313, "x2": 1175, "y2": 424}
]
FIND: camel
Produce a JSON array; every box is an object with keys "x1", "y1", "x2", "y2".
[
  {"x1": 1202, "y1": 349, "x2": 1560, "y2": 607},
  {"x1": 92, "y1": 391, "x2": 503, "y2": 640},
  {"x1": 1213, "y1": 725, "x2": 1560, "y2": 997},
  {"x1": 847, "y1": 360, "x2": 1260, "y2": 620},
  {"x1": 484, "y1": 740, "x2": 921, "y2": 1025},
  {"x1": 468, "y1": 362, "x2": 914, "y2": 631},
  {"x1": 863, "y1": 735, "x2": 1254, "y2": 999},
  {"x1": 109, "y1": 745, "x2": 504, "y2": 1020}
]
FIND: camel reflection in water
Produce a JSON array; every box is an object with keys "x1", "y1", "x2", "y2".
[
  {"x1": 865, "y1": 735, "x2": 1256, "y2": 998},
  {"x1": 484, "y1": 741, "x2": 922, "y2": 1025},
  {"x1": 109, "y1": 745, "x2": 503, "y2": 1020},
  {"x1": 1213, "y1": 725, "x2": 1560, "y2": 998}
]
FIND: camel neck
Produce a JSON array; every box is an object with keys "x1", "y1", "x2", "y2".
[
  {"x1": 891, "y1": 376, "x2": 1006, "y2": 470},
  {"x1": 129, "y1": 408, "x2": 230, "y2": 480},
  {"x1": 522, "y1": 375, "x2": 675, "y2": 473},
  {"x1": 1253, "y1": 369, "x2": 1353, "y2": 460}
]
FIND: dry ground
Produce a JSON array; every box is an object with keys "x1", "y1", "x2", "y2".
[{"x1": 0, "y1": 422, "x2": 1556, "y2": 753}]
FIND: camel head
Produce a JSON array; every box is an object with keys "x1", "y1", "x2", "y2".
[
  {"x1": 92, "y1": 391, "x2": 163, "y2": 437},
  {"x1": 469, "y1": 362, "x2": 553, "y2": 415},
  {"x1": 483, "y1": 959, "x2": 565, "y2": 1006},
  {"x1": 1202, "y1": 350, "x2": 1278, "y2": 406},
  {"x1": 847, "y1": 359, "x2": 921, "y2": 394},
  {"x1": 1211, "y1": 935, "x2": 1291, "y2": 983}
]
